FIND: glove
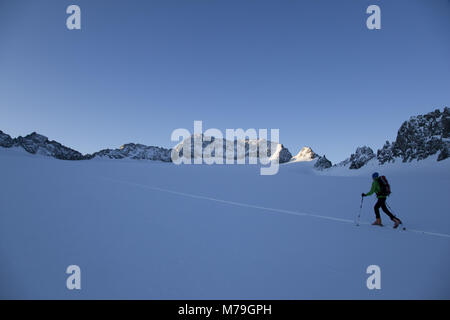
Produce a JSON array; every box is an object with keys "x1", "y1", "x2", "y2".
[{"x1": 361, "y1": 193, "x2": 366, "y2": 197}]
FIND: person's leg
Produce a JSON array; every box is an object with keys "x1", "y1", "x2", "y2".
[
  {"x1": 374, "y1": 199, "x2": 382, "y2": 219},
  {"x1": 379, "y1": 198, "x2": 397, "y2": 221},
  {"x1": 372, "y1": 199, "x2": 383, "y2": 225}
]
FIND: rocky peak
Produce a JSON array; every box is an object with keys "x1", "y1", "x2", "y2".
[
  {"x1": 0, "y1": 130, "x2": 14, "y2": 147},
  {"x1": 90, "y1": 143, "x2": 172, "y2": 162},
  {"x1": 337, "y1": 146, "x2": 375, "y2": 169},
  {"x1": 291, "y1": 146, "x2": 317, "y2": 162},
  {"x1": 25, "y1": 132, "x2": 48, "y2": 144},
  {"x1": 378, "y1": 107, "x2": 449, "y2": 163},
  {"x1": 314, "y1": 155, "x2": 332, "y2": 170},
  {"x1": 0, "y1": 130, "x2": 85, "y2": 160}
]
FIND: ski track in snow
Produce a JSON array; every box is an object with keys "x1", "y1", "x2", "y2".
[{"x1": 99, "y1": 176, "x2": 450, "y2": 240}]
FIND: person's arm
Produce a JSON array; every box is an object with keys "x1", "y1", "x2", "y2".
[{"x1": 364, "y1": 180, "x2": 378, "y2": 197}]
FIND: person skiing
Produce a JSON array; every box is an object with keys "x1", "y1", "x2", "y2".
[{"x1": 362, "y1": 172, "x2": 402, "y2": 228}]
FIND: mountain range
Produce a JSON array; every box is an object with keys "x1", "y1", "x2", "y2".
[{"x1": 1, "y1": 107, "x2": 448, "y2": 170}]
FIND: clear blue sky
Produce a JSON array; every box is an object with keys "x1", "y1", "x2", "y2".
[{"x1": 1, "y1": 0, "x2": 449, "y2": 163}]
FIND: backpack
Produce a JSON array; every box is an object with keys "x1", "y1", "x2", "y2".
[{"x1": 377, "y1": 176, "x2": 391, "y2": 197}]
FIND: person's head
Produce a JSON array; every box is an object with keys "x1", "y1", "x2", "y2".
[{"x1": 372, "y1": 172, "x2": 379, "y2": 180}]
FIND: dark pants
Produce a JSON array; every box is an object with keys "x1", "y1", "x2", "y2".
[{"x1": 374, "y1": 198, "x2": 396, "y2": 221}]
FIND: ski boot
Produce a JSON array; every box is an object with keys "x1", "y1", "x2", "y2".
[
  {"x1": 393, "y1": 218, "x2": 402, "y2": 229},
  {"x1": 372, "y1": 218, "x2": 383, "y2": 226}
]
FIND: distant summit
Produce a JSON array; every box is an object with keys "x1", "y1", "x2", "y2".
[
  {"x1": 313, "y1": 155, "x2": 332, "y2": 170},
  {"x1": 377, "y1": 107, "x2": 449, "y2": 163},
  {"x1": 0, "y1": 130, "x2": 14, "y2": 148},
  {"x1": 289, "y1": 146, "x2": 331, "y2": 170},
  {"x1": 90, "y1": 143, "x2": 171, "y2": 162},
  {"x1": 291, "y1": 147, "x2": 317, "y2": 162},
  {"x1": 0, "y1": 131, "x2": 84, "y2": 160},
  {"x1": 334, "y1": 107, "x2": 449, "y2": 170},
  {"x1": 336, "y1": 146, "x2": 376, "y2": 169}
]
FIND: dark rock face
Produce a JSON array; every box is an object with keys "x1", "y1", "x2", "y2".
[
  {"x1": 314, "y1": 155, "x2": 332, "y2": 170},
  {"x1": 277, "y1": 145, "x2": 293, "y2": 163},
  {"x1": 335, "y1": 107, "x2": 449, "y2": 169},
  {"x1": 90, "y1": 143, "x2": 172, "y2": 162},
  {"x1": 9, "y1": 132, "x2": 85, "y2": 160},
  {"x1": 0, "y1": 130, "x2": 14, "y2": 147},
  {"x1": 377, "y1": 141, "x2": 395, "y2": 164},
  {"x1": 378, "y1": 107, "x2": 449, "y2": 163},
  {"x1": 438, "y1": 146, "x2": 449, "y2": 161},
  {"x1": 337, "y1": 146, "x2": 375, "y2": 169},
  {"x1": 349, "y1": 146, "x2": 375, "y2": 169}
]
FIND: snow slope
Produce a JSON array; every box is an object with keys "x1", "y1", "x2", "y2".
[{"x1": 1, "y1": 147, "x2": 449, "y2": 299}]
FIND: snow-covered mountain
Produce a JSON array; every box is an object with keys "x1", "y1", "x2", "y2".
[
  {"x1": 0, "y1": 131, "x2": 84, "y2": 160},
  {"x1": 0, "y1": 130, "x2": 172, "y2": 162},
  {"x1": 336, "y1": 146, "x2": 376, "y2": 169},
  {"x1": 171, "y1": 134, "x2": 293, "y2": 164},
  {"x1": 289, "y1": 146, "x2": 331, "y2": 170},
  {"x1": 290, "y1": 146, "x2": 317, "y2": 162},
  {"x1": 0, "y1": 130, "x2": 14, "y2": 147},
  {"x1": 89, "y1": 143, "x2": 172, "y2": 162},
  {"x1": 1, "y1": 107, "x2": 448, "y2": 168},
  {"x1": 377, "y1": 107, "x2": 449, "y2": 163},
  {"x1": 335, "y1": 107, "x2": 449, "y2": 170},
  {"x1": 313, "y1": 155, "x2": 332, "y2": 170}
]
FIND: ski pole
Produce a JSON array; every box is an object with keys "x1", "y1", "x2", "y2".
[
  {"x1": 356, "y1": 196, "x2": 364, "y2": 226},
  {"x1": 386, "y1": 202, "x2": 399, "y2": 220}
]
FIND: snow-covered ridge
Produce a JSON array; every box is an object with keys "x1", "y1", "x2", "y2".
[
  {"x1": 291, "y1": 147, "x2": 317, "y2": 162},
  {"x1": 0, "y1": 131, "x2": 84, "y2": 160},
  {"x1": 377, "y1": 107, "x2": 449, "y2": 163},
  {"x1": 171, "y1": 134, "x2": 292, "y2": 163},
  {"x1": 0, "y1": 130, "x2": 172, "y2": 162},
  {"x1": 289, "y1": 146, "x2": 331, "y2": 171},
  {"x1": 333, "y1": 107, "x2": 449, "y2": 170},
  {"x1": 0, "y1": 131, "x2": 293, "y2": 164},
  {"x1": 89, "y1": 143, "x2": 172, "y2": 162},
  {"x1": 336, "y1": 146, "x2": 376, "y2": 169},
  {"x1": 1, "y1": 107, "x2": 448, "y2": 167}
]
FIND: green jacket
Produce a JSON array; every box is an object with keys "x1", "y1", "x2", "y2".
[{"x1": 366, "y1": 179, "x2": 386, "y2": 199}]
